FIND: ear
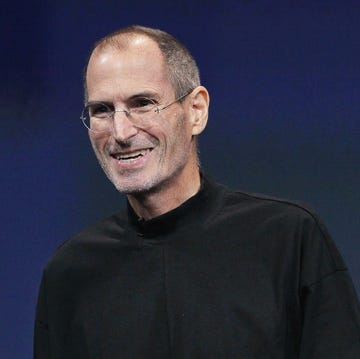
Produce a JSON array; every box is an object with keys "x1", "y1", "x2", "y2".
[{"x1": 188, "y1": 86, "x2": 210, "y2": 136}]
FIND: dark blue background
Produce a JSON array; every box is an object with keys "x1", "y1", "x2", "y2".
[{"x1": 2, "y1": 1, "x2": 359, "y2": 357}]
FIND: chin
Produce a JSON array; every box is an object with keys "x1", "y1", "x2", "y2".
[{"x1": 110, "y1": 174, "x2": 161, "y2": 195}]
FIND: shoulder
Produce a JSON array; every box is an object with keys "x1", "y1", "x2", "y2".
[
  {"x1": 204, "y1": 174, "x2": 327, "y2": 236},
  {"x1": 43, "y1": 211, "x2": 130, "y2": 273},
  {"x1": 215, "y1": 183, "x2": 321, "y2": 228},
  {"x1": 216, "y1": 184, "x2": 347, "y2": 272}
]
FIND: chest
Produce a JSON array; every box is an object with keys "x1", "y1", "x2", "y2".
[{"x1": 50, "y1": 231, "x2": 302, "y2": 358}]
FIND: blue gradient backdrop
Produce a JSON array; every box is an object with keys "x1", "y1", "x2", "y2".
[{"x1": 2, "y1": 1, "x2": 359, "y2": 357}]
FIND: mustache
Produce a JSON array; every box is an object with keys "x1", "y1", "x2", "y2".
[{"x1": 106, "y1": 137, "x2": 159, "y2": 153}]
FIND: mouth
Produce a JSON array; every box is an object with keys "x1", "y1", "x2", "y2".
[{"x1": 111, "y1": 148, "x2": 152, "y2": 162}]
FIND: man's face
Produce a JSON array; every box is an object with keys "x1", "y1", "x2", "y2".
[{"x1": 86, "y1": 36, "x2": 196, "y2": 195}]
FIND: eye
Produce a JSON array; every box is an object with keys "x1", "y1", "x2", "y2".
[
  {"x1": 131, "y1": 97, "x2": 158, "y2": 109},
  {"x1": 88, "y1": 103, "x2": 113, "y2": 118}
]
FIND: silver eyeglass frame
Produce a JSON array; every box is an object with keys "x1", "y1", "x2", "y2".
[{"x1": 80, "y1": 89, "x2": 194, "y2": 133}]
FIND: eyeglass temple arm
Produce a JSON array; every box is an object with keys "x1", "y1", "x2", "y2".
[{"x1": 159, "y1": 89, "x2": 194, "y2": 111}]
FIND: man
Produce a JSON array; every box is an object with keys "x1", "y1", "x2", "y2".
[{"x1": 34, "y1": 25, "x2": 360, "y2": 358}]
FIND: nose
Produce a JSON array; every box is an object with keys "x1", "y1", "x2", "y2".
[{"x1": 111, "y1": 110, "x2": 139, "y2": 142}]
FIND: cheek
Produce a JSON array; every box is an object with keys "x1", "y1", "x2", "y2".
[
  {"x1": 166, "y1": 116, "x2": 192, "y2": 156},
  {"x1": 172, "y1": 113, "x2": 192, "y2": 144},
  {"x1": 90, "y1": 132, "x2": 107, "y2": 146},
  {"x1": 89, "y1": 135, "x2": 108, "y2": 158}
]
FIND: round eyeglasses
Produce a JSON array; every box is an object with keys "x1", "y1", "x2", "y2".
[{"x1": 80, "y1": 90, "x2": 193, "y2": 133}]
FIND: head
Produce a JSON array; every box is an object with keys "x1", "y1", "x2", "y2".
[
  {"x1": 84, "y1": 25, "x2": 201, "y2": 100},
  {"x1": 83, "y1": 26, "x2": 209, "y2": 197}
]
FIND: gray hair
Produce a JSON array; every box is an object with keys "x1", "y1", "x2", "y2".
[{"x1": 83, "y1": 25, "x2": 200, "y2": 99}]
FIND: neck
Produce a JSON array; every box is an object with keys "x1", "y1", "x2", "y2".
[{"x1": 127, "y1": 165, "x2": 201, "y2": 220}]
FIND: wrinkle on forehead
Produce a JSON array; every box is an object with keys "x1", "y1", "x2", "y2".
[
  {"x1": 86, "y1": 35, "x2": 174, "y2": 102},
  {"x1": 91, "y1": 35, "x2": 163, "y2": 68},
  {"x1": 89, "y1": 35, "x2": 166, "y2": 77}
]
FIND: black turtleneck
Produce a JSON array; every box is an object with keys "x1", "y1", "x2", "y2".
[
  {"x1": 34, "y1": 175, "x2": 360, "y2": 359},
  {"x1": 126, "y1": 174, "x2": 222, "y2": 238}
]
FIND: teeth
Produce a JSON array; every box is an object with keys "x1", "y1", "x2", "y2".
[{"x1": 115, "y1": 149, "x2": 147, "y2": 160}]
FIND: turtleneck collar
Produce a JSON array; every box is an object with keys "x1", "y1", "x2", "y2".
[{"x1": 126, "y1": 173, "x2": 224, "y2": 238}]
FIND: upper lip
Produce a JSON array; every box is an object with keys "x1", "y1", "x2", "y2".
[{"x1": 110, "y1": 148, "x2": 153, "y2": 159}]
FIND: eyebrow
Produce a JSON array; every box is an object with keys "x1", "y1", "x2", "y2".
[
  {"x1": 127, "y1": 91, "x2": 161, "y2": 102},
  {"x1": 86, "y1": 91, "x2": 161, "y2": 106},
  {"x1": 86, "y1": 100, "x2": 113, "y2": 107}
]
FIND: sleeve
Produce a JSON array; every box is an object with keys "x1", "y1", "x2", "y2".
[
  {"x1": 298, "y1": 215, "x2": 360, "y2": 358},
  {"x1": 34, "y1": 271, "x2": 51, "y2": 359}
]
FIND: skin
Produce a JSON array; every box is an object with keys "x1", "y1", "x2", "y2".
[{"x1": 86, "y1": 35, "x2": 209, "y2": 219}]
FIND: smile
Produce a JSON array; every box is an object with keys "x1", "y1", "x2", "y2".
[{"x1": 111, "y1": 149, "x2": 152, "y2": 162}]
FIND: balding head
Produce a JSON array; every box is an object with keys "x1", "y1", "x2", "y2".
[{"x1": 83, "y1": 25, "x2": 200, "y2": 101}]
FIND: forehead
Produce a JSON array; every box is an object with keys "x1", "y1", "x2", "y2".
[{"x1": 86, "y1": 36, "x2": 173, "y2": 100}]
